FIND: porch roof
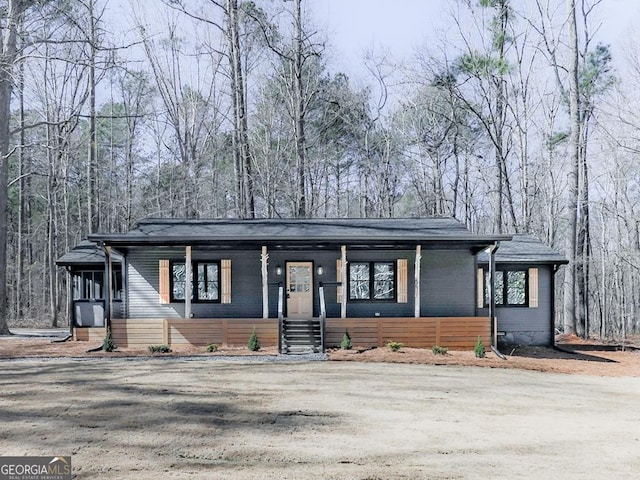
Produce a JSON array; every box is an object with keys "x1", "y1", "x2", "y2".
[
  {"x1": 89, "y1": 217, "x2": 511, "y2": 252},
  {"x1": 477, "y1": 234, "x2": 568, "y2": 265},
  {"x1": 56, "y1": 240, "x2": 123, "y2": 267}
]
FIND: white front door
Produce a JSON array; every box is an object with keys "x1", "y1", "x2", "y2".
[{"x1": 286, "y1": 262, "x2": 314, "y2": 318}]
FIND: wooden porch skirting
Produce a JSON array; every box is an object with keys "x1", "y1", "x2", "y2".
[
  {"x1": 325, "y1": 317, "x2": 491, "y2": 350},
  {"x1": 75, "y1": 316, "x2": 489, "y2": 350},
  {"x1": 75, "y1": 318, "x2": 278, "y2": 348}
]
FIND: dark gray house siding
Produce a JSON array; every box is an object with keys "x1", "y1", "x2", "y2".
[
  {"x1": 478, "y1": 265, "x2": 555, "y2": 346},
  {"x1": 126, "y1": 247, "x2": 430, "y2": 318},
  {"x1": 127, "y1": 247, "x2": 266, "y2": 319},
  {"x1": 342, "y1": 249, "x2": 416, "y2": 318},
  {"x1": 124, "y1": 246, "x2": 483, "y2": 320},
  {"x1": 423, "y1": 250, "x2": 477, "y2": 316}
]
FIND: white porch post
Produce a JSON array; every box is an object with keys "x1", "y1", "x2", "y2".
[
  {"x1": 261, "y1": 246, "x2": 269, "y2": 319},
  {"x1": 341, "y1": 245, "x2": 347, "y2": 318},
  {"x1": 414, "y1": 245, "x2": 421, "y2": 318},
  {"x1": 185, "y1": 246, "x2": 192, "y2": 319}
]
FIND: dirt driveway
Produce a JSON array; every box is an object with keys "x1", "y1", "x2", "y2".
[{"x1": 1, "y1": 358, "x2": 638, "y2": 479}]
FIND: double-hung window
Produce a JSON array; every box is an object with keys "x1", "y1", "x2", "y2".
[
  {"x1": 485, "y1": 269, "x2": 528, "y2": 306},
  {"x1": 171, "y1": 261, "x2": 220, "y2": 302},
  {"x1": 349, "y1": 261, "x2": 395, "y2": 301}
]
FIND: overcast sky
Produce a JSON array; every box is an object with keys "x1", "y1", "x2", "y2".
[{"x1": 309, "y1": 0, "x2": 640, "y2": 81}]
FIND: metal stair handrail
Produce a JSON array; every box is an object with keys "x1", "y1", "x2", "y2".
[{"x1": 277, "y1": 283, "x2": 284, "y2": 354}]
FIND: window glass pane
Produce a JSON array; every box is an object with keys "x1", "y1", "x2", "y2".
[
  {"x1": 73, "y1": 274, "x2": 81, "y2": 300},
  {"x1": 350, "y1": 263, "x2": 370, "y2": 299},
  {"x1": 93, "y1": 272, "x2": 103, "y2": 299},
  {"x1": 113, "y1": 270, "x2": 123, "y2": 300},
  {"x1": 197, "y1": 263, "x2": 219, "y2": 300},
  {"x1": 172, "y1": 263, "x2": 186, "y2": 300},
  {"x1": 495, "y1": 272, "x2": 504, "y2": 305},
  {"x1": 373, "y1": 262, "x2": 394, "y2": 299},
  {"x1": 289, "y1": 265, "x2": 310, "y2": 293},
  {"x1": 484, "y1": 271, "x2": 490, "y2": 305},
  {"x1": 82, "y1": 272, "x2": 92, "y2": 299},
  {"x1": 485, "y1": 271, "x2": 505, "y2": 305},
  {"x1": 507, "y1": 271, "x2": 526, "y2": 305}
]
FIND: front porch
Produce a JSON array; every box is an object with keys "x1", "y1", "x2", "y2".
[{"x1": 74, "y1": 316, "x2": 490, "y2": 351}]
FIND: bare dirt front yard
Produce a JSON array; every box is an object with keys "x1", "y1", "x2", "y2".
[
  {"x1": 1, "y1": 356, "x2": 639, "y2": 479},
  {"x1": 1, "y1": 333, "x2": 639, "y2": 377}
]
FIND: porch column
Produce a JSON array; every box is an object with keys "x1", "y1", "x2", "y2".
[
  {"x1": 414, "y1": 245, "x2": 421, "y2": 318},
  {"x1": 105, "y1": 246, "x2": 113, "y2": 329},
  {"x1": 261, "y1": 246, "x2": 269, "y2": 319},
  {"x1": 185, "y1": 246, "x2": 192, "y2": 319},
  {"x1": 341, "y1": 245, "x2": 347, "y2": 318},
  {"x1": 488, "y1": 242, "x2": 499, "y2": 347}
]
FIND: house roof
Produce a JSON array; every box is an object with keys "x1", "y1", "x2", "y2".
[
  {"x1": 478, "y1": 234, "x2": 568, "y2": 265},
  {"x1": 56, "y1": 240, "x2": 123, "y2": 267},
  {"x1": 88, "y1": 217, "x2": 511, "y2": 251}
]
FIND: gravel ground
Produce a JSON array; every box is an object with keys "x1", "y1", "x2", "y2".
[{"x1": 1, "y1": 357, "x2": 639, "y2": 479}]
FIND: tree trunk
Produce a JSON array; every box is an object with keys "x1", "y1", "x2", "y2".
[
  {"x1": 0, "y1": 0, "x2": 28, "y2": 335},
  {"x1": 294, "y1": 0, "x2": 307, "y2": 218},
  {"x1": 87, "y1": 0, "x2": 99, "y2": 234},
  {"x1": 563, "y1": 0, "x2": 580, "y2": 335},
  {"x1": 227, "y1": 0, "x2": 254, "y2": 218}
]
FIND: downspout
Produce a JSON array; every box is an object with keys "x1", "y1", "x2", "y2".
[
  {"x1": 488, "y1": 242, "x2": 506, "y2": 359},
  {"x1": 100, "y1": 243, "x2": 113, "y2": 330},
  {"x1": 105, "y1": 245, "x2": 113, "y2": 331},
  {"x1": 340, "y1": 245, "x2": 347, "y2": 319},
  {"x1": 551, "y1": 264, "x2": 558, "y2": 347},
  {"x1": 66, "y1": 266, "x2": 73, "y2": 336}
]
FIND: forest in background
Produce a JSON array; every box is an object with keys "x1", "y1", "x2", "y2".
[{"x1": 0, "y1": 0, "x2": 638, "y2": 340}]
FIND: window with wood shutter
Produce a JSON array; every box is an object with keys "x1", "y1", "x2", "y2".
[
  {"x1": 159, "y1": 260, "x2": 170, "y2": 304},
  {"x1": 348, "y1": 261, "x2": 396, "y2": 301},
  {"x1": 481, "y1": 267, "x2": 537, "y2": 308},
  {"x1": 221, "y1": 259, "x2": 232, "y2": 304},
  {"x1": 397, "y1": 258, "x2": 408, "y2": 303},
  {"x1": 528, "y1": 267, "x2": 538, "y2": 308},
  {"x1": 160, "y1": 259, "x2": 232, "y2": 304}
]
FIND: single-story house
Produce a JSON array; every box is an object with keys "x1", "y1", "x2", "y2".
[{"x1": 56, "y1": 218, "x2": 567, "y2": 353}]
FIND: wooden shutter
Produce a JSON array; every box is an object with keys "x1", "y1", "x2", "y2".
[
  {"x1": 159, "y1": 260, "x2": 170, "y2": 304},
  {"x1": 528, "y1": 267, "x2": 539, "y2": 308},
  {"x1": 221, "y1": 259, "x2": 232, "y2": 304},
  {"x1": 397, "y1": 258, "x2": 408, "y2": 303},
  {"x1": 477, "y1": 268, "x2": 484, "y2": 308},
  {"x1": 336, "y1": 259, "x2": 343, "y2": 303}
]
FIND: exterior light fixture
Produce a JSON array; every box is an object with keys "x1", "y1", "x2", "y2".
[
  {"x1": 317, "y1": 265, "x2": 324, "y2": 276},
  {"x1": 275, "y1": 266, "x2": 283, "y2": 276}
]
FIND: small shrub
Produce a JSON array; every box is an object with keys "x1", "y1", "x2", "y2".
[
  {"x1": 474, "y1": 336, "x2": 486, "y2": 358},
  {"x1": 148, "y1": 344, "x2": 172, "y2": 353},
  {"x1": 247, "y1": 327, "x2": 260, "y2": 351},
  {"x1": 206, "y1": 343, "x2": 219, "y2": 353},
  {"x1": 432, "y1": 345, "x2": 448, "y2": 355},
  {"x1": 387, "y1": 341, "x2": 403, "y2": 352},
  {"x1": 340, "y1": 330, "x2": 352, "y2": 350},
  {"x1": 102, "y1": 327, "x2": 116, "y2": 352}
]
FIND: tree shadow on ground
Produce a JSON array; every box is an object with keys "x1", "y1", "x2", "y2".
[{"x1": 507, "y1": 346, "x2": 618, "y2": 363}]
